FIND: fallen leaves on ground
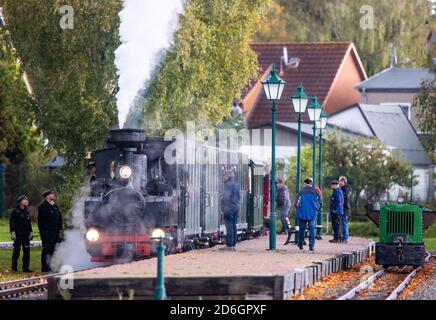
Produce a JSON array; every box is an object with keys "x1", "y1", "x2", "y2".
[
  {"x1": 398, "y1": 257, "x2": 436, "y2": 300},
  {"x1": 289, "y1": 256, "x2": 381, "y2": 300}
]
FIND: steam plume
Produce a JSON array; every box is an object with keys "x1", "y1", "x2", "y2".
[
  {"x1": 51, "y1": 186, "x2": 107, "y2": 271},
  {"x1": 115, "y1": 0, "x2": 184, "y2": 128}
]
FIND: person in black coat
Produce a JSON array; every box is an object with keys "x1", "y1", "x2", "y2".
[
  {"x1": 9, "y1": 195, "x2": 33, "y2": 272},
  {"x1": 219, "y1": 170, "x2": 240, "y2": 251},
  {"x1": 38, "y1": 190, "x2": 63, "y2": 272},
  {"x1": 339, "y1": 176, "x2": 351, "y2": 243}
]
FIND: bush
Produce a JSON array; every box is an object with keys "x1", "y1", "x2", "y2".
[{"x1": 348, "y1": 221, "x2": 379, "y2": 237}]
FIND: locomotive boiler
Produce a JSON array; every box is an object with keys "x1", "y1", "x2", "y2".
[{"x1": 84, "y1": 129, "x2": 266, "y2": 262}]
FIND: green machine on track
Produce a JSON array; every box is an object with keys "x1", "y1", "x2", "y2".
[{"x1": 367, "y1": 203, "x2": 436, "y2": 267}]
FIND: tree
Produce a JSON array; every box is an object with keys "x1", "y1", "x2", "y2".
[
  {"x1": 2, "y1": 1, "x2": 121, "y2": 212},
  {"x1": 133, "y1": 0, "x2": 270, "y2": 134},
  {"x1": 286, "y1": 131, "x2": 413, "y2": 214},
  {"x1": 255, "y1": 0, "x2": 432, "y2": 76},
  {"x1": 323, "y1": 131, "x2": 413, "y2": 209},
  {"x1": 412, "y1": 79, "x2": 436, "y2": 162},
  {"x1": 2, "y1": 0, "x2": 121, "y2": 165},
  {"x1": 0, "y1": 26, "x2": 39, "y2": 165}
]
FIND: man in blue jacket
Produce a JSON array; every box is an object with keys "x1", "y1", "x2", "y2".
[
  {"x1": 329, "y1": 180, "x2": 344, "y2": 243},
  {"x1": 220, "y1": 170, "x2": 240, "y2": 251},
  {"x1": 295, "y1": 179, "x2": 321, "y2": 251}
]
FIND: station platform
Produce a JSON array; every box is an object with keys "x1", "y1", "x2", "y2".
[{"x1": 48, "y1": 235, "x2": 375, "y2": 300}]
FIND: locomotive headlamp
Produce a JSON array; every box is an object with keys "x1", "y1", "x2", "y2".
[
  {"x1": 86, "y1": 228, "x2": 100, "y2": 242},
  {"x1": 151, "y1": 228, "x2": 165, "y2": 240},
  {"x1": 119, "y1": 165, "x2": 132, "y2": 179}
]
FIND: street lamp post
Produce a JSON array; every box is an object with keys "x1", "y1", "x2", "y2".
[
  {"x1": 307, "y1": 96, "x2": 322, "y2": 186},
  {"x1": 290, "y1": 84, "x2": 309, "y2": 241},
  {"x1": 151, "y1": 228, "x2": 172, "y2": 300},
  {"x1": 315, "y1": 110, "x2": 327, "y2": 239},
  {"x1": 261, "y1": 64, "x2": 286, "y2": 251},
  {"x1": 410, "y1": 169, "x2": 414, "y2": 203}
]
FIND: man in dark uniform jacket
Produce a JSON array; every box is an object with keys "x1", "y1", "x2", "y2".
[
  {"x1": 38, "y1": 190, "x2": 63, "y2": 272},
  {"x1": 339, "y1": 176, "x2": 350, "y2": 243},
  {"x1": 9, "y1": 195, "x2": 33, "y2": 272},
  {"x1": 329, "y1": 180, "x2": 344, "y2": 243}
]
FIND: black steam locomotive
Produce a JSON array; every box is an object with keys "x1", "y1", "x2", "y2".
[{"x1": 84, "y1": 129, "x2": 266, "y2": 262}]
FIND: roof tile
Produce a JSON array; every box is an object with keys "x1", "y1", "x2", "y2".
[{"x1": 245, "y1": 42, "x2": 358, "y2": 128}]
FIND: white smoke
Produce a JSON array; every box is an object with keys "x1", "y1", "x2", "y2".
[
  {"x1": 51, "y1": 186, "x2": 107, "y2": 271},
  {"x1": 115, "y1": 0, "x2": 184, "y2": 128}
]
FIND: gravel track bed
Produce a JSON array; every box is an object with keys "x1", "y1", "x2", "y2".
[
  {"x1": 398, "y1": 257, "x2": 436, "y2": 300},
  {"x1": 353, "y1": 267, "x2": 413, "y2": 300}
]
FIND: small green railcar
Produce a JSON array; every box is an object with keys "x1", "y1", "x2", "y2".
[{"x1": 367, "y1": 203, "x2": 436, "y2": 267}]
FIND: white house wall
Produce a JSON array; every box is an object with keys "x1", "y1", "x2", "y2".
[{"x1": 384, "y1": 166, "x2": 431, "y2": 202}]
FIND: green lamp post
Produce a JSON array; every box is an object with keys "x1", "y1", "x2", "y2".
[
  {"x1": 307, "y1": 96, "x2": 322, "y2": 186},
  {"x1": 151, "y1": 228, "x2": 172, "y2": 300},
  {"x1": 0, "y1": 163, "x2": 4, "y2": 219},
  {"x1": 410, "y1": 169, "x2": 414, "y2": 203},
  {"x1": 315, "y1": 109, "x2": 328, "y2": 239},
  {"x1": 261, "y1": 64, "x2": 286, "y2": 251},
  {"x1": 290, "y1": 84, "x2": 309, "y2": 240}
]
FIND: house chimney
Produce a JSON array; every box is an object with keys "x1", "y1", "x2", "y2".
[
  {"x1": 281, "y1": 46, "x2": 300, "y2": 70},
  {"x1": 390, "y1": 45, "x2": 398, "y2": 67},
  {"x1": 280, "y1": 47, "x2": 288, "y2": 74}
]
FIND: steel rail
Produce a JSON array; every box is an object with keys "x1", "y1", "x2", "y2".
[
  {"x1": 0, "y1": 273, "x2": 61, "y2": 290},
  {"x1": 0, "y1": 272, "x2": 63, "y2": 298},
  {"x1": 336, "y1": 268, "x2": 385, "y2": 300},
  {"x1": 0, "y1": 266, "x2": 98, "y2": 299},
  {"x1": 385, "y1": 251, "x2": 431, "y2": 300},
  {"x1": 0, "y1": 281, "x2": 48, "y2": 297},
  {"x1": 337, "y1": 251, "x2": 431, "y2": 301}
]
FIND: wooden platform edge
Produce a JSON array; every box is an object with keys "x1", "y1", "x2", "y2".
[{"x1": 48, "y1": 242, "x2": 376, "y2": 300}]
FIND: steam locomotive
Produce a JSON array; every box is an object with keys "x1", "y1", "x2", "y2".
[{"x1": 84, "y1": 129, "x2": 267, "y2": 262}]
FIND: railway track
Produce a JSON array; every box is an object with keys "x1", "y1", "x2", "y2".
[
  {"x1": 0, "y1": 266, "x2": 99, "y2": 299},
  {"x1": 0, "y1": 273, "x2": 61, "y2": 299},
  {"x1": 337, "y1": 252, "x2": 432, "y2": 300}
]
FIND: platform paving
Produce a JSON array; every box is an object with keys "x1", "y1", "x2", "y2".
[{"x1": 48, "y1": 235, "x2": 374, "y2": 300}]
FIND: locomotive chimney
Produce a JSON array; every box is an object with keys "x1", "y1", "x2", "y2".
[{"x1": 108, "y1": 129, "x2": 145, "y2": 165}]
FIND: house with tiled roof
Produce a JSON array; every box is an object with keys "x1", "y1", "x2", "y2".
[{"x1": 240, "y1": 42, "x2": 367, "y2": 162}]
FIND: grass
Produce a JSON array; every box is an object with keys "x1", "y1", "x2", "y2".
[
  {"x1": 0, "y1": 247, "x2": 42, "y2": 281},
  {"x1": 347, "y1": 221, "x2": 436, "y2": 250},
  {"x1": 0, "y1": 218, "x2": 41, "y2": 242}
]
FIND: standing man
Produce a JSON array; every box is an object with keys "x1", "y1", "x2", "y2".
[
  {"x1": 329, "y1": 180, "x2": 344, "y2": 243},
  {"x1": 87, "y1": 162, "x2": 98, "y2": 196},
  {"x1": 314, "y1": 185, "x2": 323, "y2": 240},
  {"x1": 87, "y1": 162, "x2": 97, "y2": 183},
  {"x1": 9, "y1": 195, "x2": 33, "y2": 272},
  {"x1": 38, "y1": 190, "x2": 63, "y2": 272},
  {"x1": 220, "y1": 170, "x2": 240, "y2": 251},
  {"x1": 339, "y1": 176, "x2": 350, "y2": 243},
  {"x1": 295, "y1": 179, "x2": 321, "y2": 251},
  {"x1": 276, "y1": 179, "x2": 291, "y2": 234}
]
